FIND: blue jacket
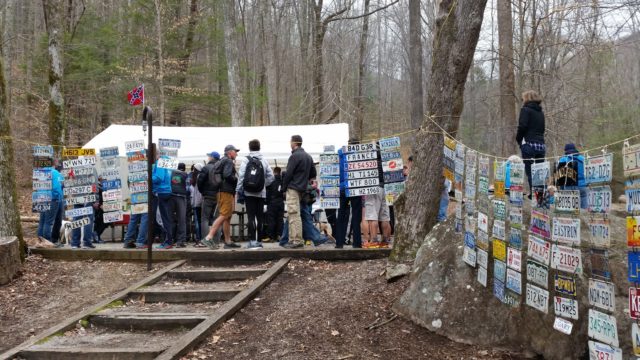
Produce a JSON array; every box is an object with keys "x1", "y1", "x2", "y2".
[
  {"x1": 557, "y1": 154, "x2": 585, "y2": 187},
  {"x1": 51, "y1": 168, "x2": 64, "y2": 200},
  {"x1": 152, "y1": 162, "x2": 172, "y2": 195}
]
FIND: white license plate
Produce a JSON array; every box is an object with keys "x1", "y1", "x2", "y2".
[
  {"x1": 507, "y1": 248, "x2": 522, "y2": 271},
  {"x1": 588, "y1": 186, "x2": 612, "y2": 213},
  {"x1": 102, "y1": 189, "x2": 123, "y2": 202},
  {"x1": 102, "y1": 201, "x2": 122, "y2": 212},
  {"x1": 157, "y1": 157, "x2": 178, "y2": 169},
  {"x1": 506, "y1": 268, "x2": 522, "y2": 295},
  {"x1": 554, "y1": 296, "x2": 578, "y2": 320},
  {"x1": 554, "y1": 190, "x2": 580, "y2": 213},
  {"x1": 492, "y1": 219, "x2": 505, "y2": 240},
  {"x1": 63, "y1": 156, "x2": 96, "y2": 169},
  {"x1": 131, "y1": 203, "x2": 148, "y2": 215},
  {"x1": 347, "y1": 160, "x2": 378, "y2": 171},
  {"x1": 101, "y1": 169, "x2": 121, "y2": 180},
  {"x1": 129, "y1": 182, "x2": 148, "y2": 193},
  {"x1": 347, "y1": 178, "x2": 379, "y2": 188},
  {"x1": 320, "y1": 164, "x2": 340, "y2": 176},
  {"x1": 526, "y1": 283, "x2": 549, "y2": 314},
  {"x1": 346, "y1": 151, "x2": 377, "y2": 162},
  {"x1": 588, "y1": 219, "x2": 610, "y2": 248},
  {"x1": 319, "y1": 154, "x2": 338, "y2": 163},
  {"x1": 551, "y1": 244, "x2": 582, "y2": 274},
  {"x1": 588, "y1": 309, "x2": 619, "y2": 347},
  {"x1": 320, "y1": 198, "x2": 340, "y2": 209},
  {"x1": 32, "y1": 180, "x2": 52, "y2": 191},
  {"x1": 103, "y1": 211, "x2": 124, "y2": 223},
  {"x1": 588, "y1": 341, "x2": 622, "y2": 360},
  {"x1": 462, "y1": 246, "x2": 476, "y2": 267},
  {"x1": 65, "y1": 206, "x2": 93, "y2": 218},
  {"x1": 345, "y1": 186, "x2": 380, "y2": 197},
  {"x1": 128, "y1": 161, "x2": 147, "y2": 172},
  {"x1": 158, "y1": 138, "x2": 181, "y2": 149},
  {"x1": 378, "y1": 136, "x2": 400, "y2": 150},
  {"x1": 585, "y1": 153, "x2": 613, "y2": 184},
  {"x1": 477, "y1": 266, "x2": 487, "y2": 287},
  {"x1": 528, "y1": 235, "x2": 550, "y2": 265},
  {"x1": 346, "y1": 142, "x2": 376, "y2": 153},
  {"x1": 526, "y1": 260, "x2": 549, "y2": 288},
  {"x1": 65, "y1": 217, "x2": 90, "y2": 230},
  {"x1": 476, "y1": 249, "x2": 488, "y2": 268},
  {"x1": 382, "y1": 159, "x2": 403, "y2": 173},
  {"x1": 125, "y1": 139, "x2": 145, "y2": 152},
  {"x1": 64, "y1": 185, "x2": 95, "y2": 196},
  {"x1": 588, "y1": 279, "x2": 615, "y2": 312},
  {"x1": 552, "y1": 217, "x2": 581, "y2": 246},
  {"x1": 66, "y1": 194, "x2": 98, "y2": 206},
  {"x1": 553, "y1": 317, "x2": 573, "y2": 335}
]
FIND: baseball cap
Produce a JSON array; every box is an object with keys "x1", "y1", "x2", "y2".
[
  {"x1": 207, "y1": 151, "x2": 220, "y2": 159},
  {"x1": 194, "y1": 163, "x2": 203, "y2": 171},
  {"x1": 224, "y1": 145, "x2": 240, "y2": 153}
]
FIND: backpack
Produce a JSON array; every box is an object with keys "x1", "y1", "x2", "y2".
[
  {"x1": 208, "y1": 160, "x2": 224, "y2": 190},
  {"x1": 242, "y1": 156, "x2": 265, "y2": 193},
  {"x1": 170, "y1": 170, "x2": 188, "y2": 195},
  {"x1": 301, "y1": 182, "x2": 317, "y2": 205},
  {"x1": 555, "y1": 157, "x2": 579, "y2": 187}
]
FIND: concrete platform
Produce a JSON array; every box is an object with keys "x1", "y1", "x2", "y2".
[{"x1": 30, "y1": 242, "x2": 391, "y2": 261}]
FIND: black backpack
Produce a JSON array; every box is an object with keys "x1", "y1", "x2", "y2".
[
  {"x1": 208, "y1": 160, "x2": 224, "y2": 190},
  {"x1": 243, "y1": 156, "x2": 265, "y2": 192}
]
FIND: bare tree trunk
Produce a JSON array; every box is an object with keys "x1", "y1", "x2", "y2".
[
  {"x1": 262, "y1": 1, "x2": 279, "y2": 125},
  {"x1": 42, "y1": 0, "x2": 65, "y2": 154},
  {"x1": 391, "y1": 0, "x2": 488, "y2": 263},
  {"x1": 354, "y1": 0, "x2": 370, "y2": 140},
  {"x1": 169, "y1": 0, "x2": 198, "y2": 126},
  {"x1": 0, "y1": 28, "x2": 24, "y2": 259},
  {"x1": 409, "y1": 0, "x2": 423, "y2": 131},
  {"x1": 497, "y1": 0, "x2": 517, "y2": 156},
  {"x1": 222, "y1": 0, "x2": 246, "y2": 127},
  {"x1": 153, "y1": 0, "x2": 166, "y2": 125}
]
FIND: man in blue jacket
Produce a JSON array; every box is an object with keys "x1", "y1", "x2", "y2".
[{"x1": 153, "y1": 155, "x2": 175, "y2": 249}]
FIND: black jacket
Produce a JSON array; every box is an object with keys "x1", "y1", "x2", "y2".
[
  {"x1": 516, "y1": 101, "x2": 545, "y2": 144},
  {"x1": 170, "y1": 169, "x2": 188, "y2": 197},
  {"x1": 197, "y1": 159, "x2": 219, "y2": 197},
  {"x1": 283, "y1": 147, "x2": 313, "y2": 192},
  {"x1": 266, "y1": 174, "x2": 284, "y2": 207},
  {"x1": 218, "y1": 157, "x2": 238, "y2": 194}
]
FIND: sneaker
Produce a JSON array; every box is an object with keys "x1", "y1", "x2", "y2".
[
  {"x1": 53, "y1": 242, "x2": 64, "y2": 248},
  {"x1": 175, "y1": 242, "x2": 187, "y2": 248},
  {"x1": 378, "y1": 241, "x2": 390, "y2": 248},
  {"x1": 261, "y1": 237, "x2": 273, "y2": 243},
  {"x1": 123, "y1": 242, "x2": 136, "y2": 249},
  {"x1": 223, "y1": 242, "x2": 241, "y2": 249},
  {"x1": 305, "y1": 240, "x2": 312, "y2": 246},
  {"x1": 247, "y1": 240, "x2": 263, "y2": 249},
  {"x1": 94, "y1": 238, "x2": 105, "y2": 244},
  {"x1": 71, "y1": 245, "x2": 80, "y2": 249},
  {"x1": 156, "y1": 243, "x2": 174, "y2": 249},
  {"x1": 82, "y1": 244, "x2": 96, "y2": 249},
  {"x1": 194, "y1": 241, "x2": 207, "y2": 248},
  {"x1": 313, "y1": 237, "x2": 328, "y2": 247},
  {"x1": 201, "y1": 238, "x2": 220, "y2": 250},
  {"x1": 136, "y1": 244, "x2": 149, "y2": 249},
  {"x1": 283, "y1": 242, "x2": 303, "y2": 249}
]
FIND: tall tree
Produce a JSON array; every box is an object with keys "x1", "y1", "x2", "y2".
[
  {"x1": 354, "y1": 0, "x2": 371, "y2": 140},
  {"x1": 408, "y1": 0, "x2": 423, "y2": 131},
  {"x1": 497, "y1": 0, "x2": 517, "y2": 156},
  {"x1": 222, "y1": 0, "x2": 246, "y2": 127},
  {"x1": 42, "y1": 0, "x2": 65, "y2": 153},
  {"x1": 0, "y1": 27, "x2": 24, "y2": 258},
  {"x1": 391, "y1": 0, "x2": 488, "y2": 263},
  {"x1": 169, "y1": 0, "x2": 198, "y2": 127},
  {"x1": 154, "y1": 0, "x2": 167, "y2": 126}
]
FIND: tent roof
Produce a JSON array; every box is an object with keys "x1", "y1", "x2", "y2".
[{"x1": 83, "y1": 123, "x2": 349, "y2": 163}]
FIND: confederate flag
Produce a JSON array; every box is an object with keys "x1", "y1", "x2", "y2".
[{"x1": 127, "y1": 84, "x2": 144, "y2": 106}]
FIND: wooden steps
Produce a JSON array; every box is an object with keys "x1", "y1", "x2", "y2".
[{"x1": 167, "y1": 268, "x2": 265, "y2": 281}]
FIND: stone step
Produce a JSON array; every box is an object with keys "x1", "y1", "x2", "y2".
[
  {"x1": 130, "y1": 288, "x2": 241, "y2": 303},
  {"x1": 167, "y1": 268, "x2": 265, "y2": 281},
  {"x1": 89, "y1": 312, "x2": 207, "y2": 330},
  {"x1": 19, "y1": 347, "x2": 163, "y2": 360}
]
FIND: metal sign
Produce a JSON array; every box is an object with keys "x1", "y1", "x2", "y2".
[
  {"x1": 554, "y1": 274, "x2": 576, "y2": 296},
  {"x1": 322, "y1": 177, "x2": 340, "y2": 187},
  {"x1": 64, "y1": 217, "x2": 90, "y2": 230},
  {"x1": 63, "y1": 185, "x2": 96, "y2": 196},
  {"x1": 455, "y1": 158, "x2": 464, "y2": 176},
  {"x1": 31, "y1": 203, "x2": 51, "y2": 213},
  {"x1": 553, "y1": 317, "x2": 573, "y2": 335},
  {"x1": 627, "y1": 188, "x2": 640, "y2": 213},
  {"x1": 32, "y1": 145, "x2": 54, "y2": 157},
  {"x1": 623, "y1": 143, "x2": 640, "y2": 178},
  {"x1": 159, "y1": 148, "x2": 178, "y2": 158},
  {"x1": 320, "y1": 164, "x2": 340, "y2": 176},
  {"x1": 493, "y1": 279, "x2": 506, "y2": 303},
  {"x1": 590, "y1": 249, "x2": 611, "y2": 279},
  {"x1": 62, "y1": 148, "x2": 96, "y2": 157},
  {"x1": 494, "y1": 181, "x2": 506, "y2": 197},
  {"x1": 32, "y1": 191, "x2": 52, "y2": 203},
  {"x1": 32, "y1": 180, "x2": 52, "y2": 191},
  {"x1": 101, "y1": 168, "x2": 122, "y2": 180},
  {"x1": 633, "y1": 323, "x2": 640, "y2": 356},
  {"x1": 530, "y1": 210, "x2": 551, "y2": 239},
  {"x1": 509, "y1": 207, "x2": 523, "y2": 229},
  {"x1": 346, "y1": 151, "x2": 377, "y2": 162},
  {"x1": 506, "y1": 268, "x2": 522, "y2": 295},
  {"x1": 588, "y1": 341, "x2": 622, "y2": 360},
  {"x1": 126, "y1": 171, "x2": 147, "y2": 183},
  {"x1": 102, "y1": 200, "x2": 122, "y2": 212},
  {"x1": 509, "y1": 228, "x2": 522, "y2": 249},
  {"x1": 465, "y1": 215, "x2": 476, "y2": 234},
  {"x1": 526, "y1": 260, "x2": 549, "y2": 288},
  {"x1": 346, "y1": 160, "x2": 378, "y2": 171},
  {"x1": 464, "y1": 231, "x2": 475, "y2": 248},
  {"x1": 551, "y1": 244, "x2": 582, "y2": 274},
  {"x1": 102, "y1": 189, "x2": 123, "y2": 202},
  {"x1": 33, "y1": 157, "x2": 53, "y2": 168},
  {"x1": 528, "y1": 235, "x2": 551, "y2": 265},
  {"x1": 525, "y1": 283, "x2": 549, "y2": 314},
  {"x1": 477, "y1": 248, "x2": 488, "y2": 268},
  {"x1": 99, "y1": 146, "x2": 119, "y2": 158},
  {"x1": 493, "y1": 240, "x2": 507, "y2": 262},
  {"x1": 320, "y1": 153, "x2": 339, "y2": 163},
  {"x1": 62, "y1": 156, "x2": 97, "y2": 169},
  {"x1": 531, "y1": 161, "x2": 550, "y2": 187},
  {"x1": 346, "y1": 142, "x2": 376, "y2": 153},
  {"x1": 630, "y1": 288, "x2": 640, "y2": 319},
  {"x1": 381, "y1": 169, "x2": 404, "y2": 186},
  {"x1": 585, "y1": 153, "x2": 613, "y2": 185},
  {"x1": 100, "y1": 157, "x2": 119, "y2": 169},
  {"x1": 507, "y1": 247, "x2": 522, "y2": 271},
  {"x1": 345, "y1": 186, "x2": 380, "y2": 197},
  {"x1": 509, "y1": 185, "x2": 523, "y2": 206},
  {"x1": 462, "y1": 246, "x2": 476, "y2": 267},
  {"x1": 62, "y1": 167, "x2": 94, "y2": 178},
  {"x1": 320, "y1": 198, "x2": 340, "y2": 209},
  {"x1": 554, "y1": 190, "x2": 580, "y2": 214},
  {"x1": 380, "y1": 150, "x2": 401, "y2": 162},
  {"x1": 477, "y1": 212, "x2": 488, "y2": 232},
  {"x1": 478, "y1": 176, "x2": 489, "y2": 195},
  {"x1": 127, "y1": 150, "x2": 147, "y2": 162},
  {"x1": 492, "y1": 199, "x2": 507, "y2": 220},
  {"x1": 347, "y1": 169, "x2": 378, "y2": 180},
  {"x1": 510, "y1": 163, "x2": 525, "y2": 185},
  {"x1": 157, "y1": 157, "x2": 178, "y2": 169},
  {"x1": 131, "y1": 203, "x2": 148, "y2": 215},
  {"x1": 125, "y1": 139, "x2": 145, "y2": 152},
  {"x1": 552, "y1": 217, "x2": 581, "y2": 246},
  {"x1": 347, "y1": 178, "x2": 379, "y2": 188},
  {"x1": 65, "y1": 206, "x2": 93, "y2": 218},
  {"x1": 477, "y1": 230, "x2": 489, "y2": 250},
  {"x1": 32, "y1": 169, "x2": 52, "y2": 181},
  {"x1": 322, "y1": 187, "x2": 340, "y2": 197},
  {"x1": 587, "y1": 186, "x2": 612, "y2": 214},
  {"x1": 631, "y1": 252, "x2": 640, "y2": 283},
  {"x1": 158, "y1": 138, "x2": 182, "y2": 149},
  {"x1": 554, "y1": 296, "x2": 578, "y2": 320},
  {"x1": 103, "y1": 211, "x2": 124, "y2": 223},
  {"x1": 379, "y1": 136, "x2": 400, "y2": 150},
  {"x1": 504, "y1": 291, "x2": 520, "y2": 308},
  {"x1": 479, "y1": 156, "x2": 490, "y2": 177},
  {"x1": 66, "y1": 194, "x2": 98, "y2": 206},
  {"x1": 588, "y1": 309, "x2": 619, "y2": 347},
  {"x1": 131, "y1": 192, "x2": 148, "y2": 204},
  {"x1": 384, "y1": 182, "x2": 404, "y2": 205},
  {"x1": 477, "y1": 266, "x2": 487, "y2": 287},
  {"x1": 494, "y1": 161, "x2": 506, "y2": 181},
  {"x1": 494, "y1": 260, "x2": 507, "y2": 282},
  {"x1": 492, "y1": 219, "x2": 506, "y2": 240},
  {"x1": 588, "y1": 279, "x2": 615, "y2": 312},
  {"x1": 101, "y1": 179, "x2": 122, "y2": 191},
  {"x1": 628, "y1": 216, "x2": 640, "y2": 247},
  {"x1": 63, "y1": 175, "x2": 96, "y2": 188},
  {"x1": 589, "y1": 218, "x2": 610, "y2": 248}
]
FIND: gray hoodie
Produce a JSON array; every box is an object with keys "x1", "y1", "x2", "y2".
[{"x1": 236, "y1": 151, "x2": 275, "y2": 198}]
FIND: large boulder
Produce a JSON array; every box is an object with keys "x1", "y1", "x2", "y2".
[
  {"x1": 393, "y1": 205, "x2": 634, "y2": 359},
  {"x1": 0, "y1": 236, "x2": 21, "y2": 284}
]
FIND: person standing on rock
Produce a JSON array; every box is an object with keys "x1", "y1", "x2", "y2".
[{"x1": 516, "y1": 90, "x2": 546, "y2": 199}]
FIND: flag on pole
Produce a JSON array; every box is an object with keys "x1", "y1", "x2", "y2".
[{"x1": 127, "y1": 84, "x2": 144, "y2": 106}]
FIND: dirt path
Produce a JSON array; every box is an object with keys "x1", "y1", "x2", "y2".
[
  {"x1": 183, "y1": 259, "x2": 527, "y2": 360},
  {"x1": 0, "y1": 255, "x2": 151, "y2": 352}
]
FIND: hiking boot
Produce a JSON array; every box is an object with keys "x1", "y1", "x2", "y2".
[
  {"x1": 247, "y1": 240, "x2": 263, "y2": 249},
  {"x1": 223, "y1": 242, "x2": 241, "y2": 249},
  {"x1": 283, "y1": 242, "x2": 303, "y2": 249}
]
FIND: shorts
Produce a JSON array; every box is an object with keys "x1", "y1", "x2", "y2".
[
  {"x1": 364, "y1": 189, "x2": 390, "y2": 222},
  {"x1": 217, "y1": 192, "x2": 235, "y2": 218}
]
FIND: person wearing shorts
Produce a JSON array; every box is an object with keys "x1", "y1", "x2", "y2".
[{"x1": 364, "y1": 187, "x2": 391, "y2": 248}]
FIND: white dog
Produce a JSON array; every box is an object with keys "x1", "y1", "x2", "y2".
[{"x1": 60, "y1": 220, "x2": 83, "y2": 245}]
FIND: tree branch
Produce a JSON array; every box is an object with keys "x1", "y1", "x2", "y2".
[
  {"x1": 323, "y1": 6, "x2": 350, "y2": 25},
  {"x1": 327, "y1": 0, "x2": 400, "y2": 23}
]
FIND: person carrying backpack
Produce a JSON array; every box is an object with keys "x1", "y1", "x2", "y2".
[
  {"x1": 169, "y1": 163, "x2": 189, "y2": 247},
  {"x1": 265, "y1": 167, "x2": 285, "y2": 242},
  {"x1": 555, "y1": 143, "x2": 587, "y2": 208},
  {"x1": 196, "y1": 151, "x2": 220, "y2": 247},
  {"x1": 236, "y1": 139, "x2": 275, "y2": 249}
]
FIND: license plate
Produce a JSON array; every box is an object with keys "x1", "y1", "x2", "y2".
[
  {"x1": 504, "y1": 291, "x2": 520, "y2": 308},
  {"x1": 346, "y1": 160, "x2": 378, "y2": 171},
  {"x1": 103, "y1": 210, "x2": 124, "y2": 223},
  {"x1": 506, "y1": 268, "x2": 522, "y2": 294},
  {"x1": 477, "y1": 266, "x2": 487, "y2": 287},
  {"x1": 494, "y1": 161, "x2": 506, "y2": 181},
  {"x1": 585, "y1": 153, "x2": 613, "y2": 185},
  {"x1": 63, "y1": 185, "x2": 96, "y2": 196},
  {"x1": 590, "y1": 249, "x2": 611, "y2": 279},
  {"x1": 477, "y1": 230, "x2": 489, "y2": 250},
  {"x1": 507, "y1": 247, "x2": 522, "y2": 271},
  {"x1": 492, "y1": 199, "x2": 506, "y2": 220},
  {"x1": 554, "y1": 296, "x2": 578, "y2": 320},
  {"x1": 320, "y1": 164, "x2": 340, "y2": 176},
  {"x1": 553, "y1": 317, "x2": 573, "y2": 335},
  {"x1": 627, "y1": 188, "x2": 640, "y2": 213},
  {"x1": 630, "y1": 288, "x2": 640, "y2": 319},
  {"x1": 158, "y1": 138, "x2": 182, "y2": 149},
  {"x1": 382, "y1": 159, "x2": 403, "y2": 173},
  {"x1": 493, "y1": 279, "x2": 505, "y2": 302},
  {"x1": 99, "y1": 146, "x2": 119, "y2": 158},
  {"x1": 477, "y1": 248, "x2": 488, "y2": 268},
  {"x1": 129, "y1": 182, "x2": 148, "y2": 193},
  {"x1": 347, "y1": 169, "x2": 378, "y2": 180},
  {"x1": 554, "y1": 274, "x2": 576, "y2": 296},
  {"x1": 479, "y1": 156, "x2": 490, "y2": 177},
  {"x1": 464, "y1": 231, "x2": 475, "y2": 248},
  {"x1": 531, "y1": 161, "x2": 550, "y2": 187},
  {"x1": 62, "y1": 148, "x2": 95, "y2": 157},
  {"x1": 320, "y1": 198, "x2": 340, "y2": 209},
  {"x1": 588, "y1": 341, "x2": 622, "y2": 360},
  {"x1": 530, "y1": 210, "x2": 551, "y2": 239},
  {"x1": 527, "y1": 260, "x2": 549, "y2": 288},
  {"x1": 131, "y1": 203, "x2": 148, "y2": 215},
  {"x1": 478, "y1": 177, "x2": 489, "y2": 195},
  {"x1": 464, "y1": 184, "x2": 476, "y2": 200},
  {"x1": 102, "y1": 189, "x2": 122, "y2": 202},
  {"x1": 321, "y1": 187, "x2": 340, "y2": 197},
  {"x1": 509, "y1": 228, "x2": 522, "y2": 249},
  {"x1": 64, "y1": 175, "x2": 96, "y2": 188},
  {"x1": 552, "y1": 217, "x2": 581, "y2": 246},
  {"x1": 528, "y1": 235, "x2": 551, "y2": 265},
  {"x1": 588, "y1": 279, "x2": 615, "y2": 312},
  {"x1": 630, "y1": 252, "x2": 640, "y2": 282},
  {"x1": 378, "y1": 136, "x2": 400, "y2": 150},
  {"x1": 319, "y1": 153, "x2": 338, "y2": 163},
  {"x1": 628, "y1": 216, "x2": 640, "y2": 246},
  {"x1": 65, "y1": 206, "x2": 93, "y2": 218},
  {"x1": 31, "y1": 203, "x2": 51, "y2": 213},
  {"x1": 494, "y1": 181, "x2": 505, "y2": 197},
  {"x1": 380, "y1": 150, "x2": 401, "y2": 162},
  {"x1": 125, "y1": 139, "x2": 145, "y2": 152},
  {"x1": 462, "y1": 246, "x2": 476, "y2": 267},
  {"x1": 128, "y1": 171, "x2": 147, "y2": 183},
  {"x1": 494, "y1": 259, "x2": 506, "y2": 282},
  {"x1": 526, "y1": 283, "x2": 549, "y2": 314},
  {"x1": 64, "y1": 217, "x2": 90, "y2": 230},
  {"x1": 100, "y1": 157, "x2": 118, "y2": 169},
  {"x1": 623, "y1": 143, "x2": 640, "y2": 177},
  {"x1": 383, "y1": 170, "x2": 404, "y2": 183},
  {"x1": 554, "y1": 190, "x2": 580, "y2": 214},
  {"x1": 588, "y1": 186, "x2": 612, "y2": 214},
  {"x1": 33, "y1": 157, "x2": 53, "y2": 168},
  {"x1": 509, "y1": 208, "x2": 523, "y2": 229},
  {"x1": 345, "y1": 186, "x2": 380, "y2": 197},
  {"x1": 509, "y1": 185, "x2": 523, "y2": 205},
  {"x1": 62, "y1": 167, "x2": 94, "y2": 178},
  {"x1": 157, "y1": 157, "x2": 178, "y2": 169},
  {"x1": 32, "y1": 145, "x2": 54, "y2": 157},
  {"x1": 32, "y1": 191, "x2": 52, "y2": 203},
  {"x1": 633, "y1": 323, "x2": 640, "y2": 356},
  {"x1": 102, "y1": 200, "x2": 122, "y2": 212},
  {"x1": 66, "y1": 194, "x2": 98, "y2": 206},
  {"x1": 589, "y1": 219, "x2": 610, "y2": 248},
  {"x1": 493, "y1": 240, "x2": 506, "y2": 262},
  {"x1": 347, "y1": 178, "x2": 379, "y2": 188},
  {"x1": 131, "y1": 192, "x2": 148, "y2": 204},
  {"x1": 32, "y1": 169, "x2": 52, "y2": 181},
  {"x1": 465, "y1": 168, "x2": 476, "y2": 185},
  {"x1": 322, "y1": 177, "x2": 340, "y2": 187},
  {"x1": 159, "y1": 148, "x2": 178, "y2": 158},
  {"x1": 492, "y1": 220, "x2": 506, "y2": 240},
  {"x1": 455, "y1": 158, "x2": 464, "y2": 176},
  {"x1": 346, "y1": 142, "x2": 376, "y2": 153},
  {"x1": 509, "y1": 163, "x2": 525, "y2": 185},
  {"x1": 346, "y1": 151, "x2": 377, "y2": 162},
  {"x1": 551, "y1": 244, "x2": 582, "y2": 274},
  {"x1": 101, "y1": 169, "x2": 121, "y2": 180},
  {"x1": 465, "y1": 216, "x2": 476, "y2": 233},
  {"x1": 127, "y1": 150, "x2": 147, "y2": 162},
  {"x1": 62, "y1": 156, "x2": 96, "y2": 169},
  {"x1": 32, "y1": 180, "x2": 52, "y2": 191},
  {"x1": 477, "y1": 212, "x2": 488, "y2": 232},
  {"x1": 588, "y1": 309, "x2": 619, "y2": 347}
]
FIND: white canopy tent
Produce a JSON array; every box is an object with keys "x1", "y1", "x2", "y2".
[{"x1": 83, "y1": 123, "x2": 350, "y2": 164}]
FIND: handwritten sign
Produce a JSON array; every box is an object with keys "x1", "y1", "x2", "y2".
[{"x1": 552, "y1": 217, "x2": 581, "y2": 246}]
